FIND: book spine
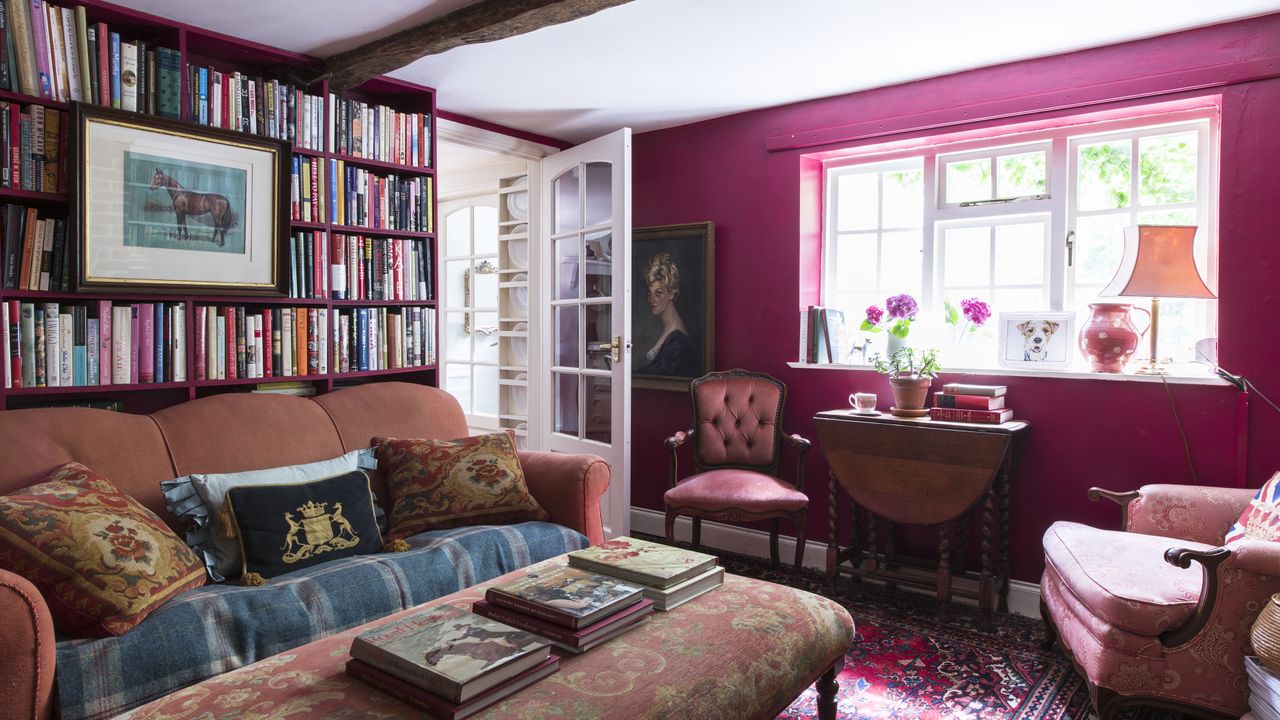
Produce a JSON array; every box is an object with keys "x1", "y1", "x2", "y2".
[
  {"x1": 108, "y1": 31, "x2": 119, "y2": 108},
  {"x1": 39, "y1": 301, "x2": 54, "y2": 386},
  {"x1": 86, "y1": 317, "x2": 97, "y2": 385},
  {"x1": 485, "y1": 590, "x2": 581, "y2": 629},
  {"x1": 343, "y1": 659, "x2": 466, "y2": 715},
  {"x1": 129, "y1": 305, "x2": 138, "y2": 384},
  {"x1": 153, "y1": 302, "x2": 164, "y2": 383},
  {"x1": 57, "y1": 310, "x2": 69, "y2": 386},
  {"x1": 471, "y1": 601, "x2": 579, "y2": 645},
  {"x1": 120, "y1": 40, "x2": 136, "y2": 112},
  {"x1": 193, "y1": 305, "x2": 205, "y2": 381},
  {"x1": 28, "y1": 0, "x2": 50, "y2": 98},
  {"x1": 941, "y1": 383, "x2": 1006, "y2": 397},
  {"x1": 73, "y1": 5, "x2": 89, "y2": 102},
  {"x1": 346, "y1": 642, "x2": 459, "y2": 701},
  {"x1": 204, "y1": 305, "x2": 217, "y2": 380},
  {"x1": 928, "y1": 407, "x2": 1011, "y2": 424},
  {"x1": 270, "y1": 307, "x2": 281, "y2": 377},
  {"x1": 8, "y1": 0, "x2": 35, "y2": 96},
  {"x1": 110, "y1": 306, "x2": 129, "y2": 384},
  {"x1": 10, "y1": 301, "x2": 22, "y2": 387},
  {"x1": 307, "y1": 307, "x2": 318, "y2": 374},
  {"x1": 932, "y1": 392, "x2": 1005, "y2": 410},
  {"x1": 59, "y1": 7, "x2": 78, "y2": 102},
  {"x1": 96, "y1": 300, "x2": 110, "y2": 385},
  {"x1": 136, "y1": 302, "x2": 153, "y2": 383},
  {"x1": 72, "y1": 305, "x2": 85, "y2": 385},
  {"x1": 235, "y1": 305, "x2": 246, "y2": 378}
]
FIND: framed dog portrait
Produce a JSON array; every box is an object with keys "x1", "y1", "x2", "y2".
[
  {"x1": 997, "y1": 312, "x2": 1076, "y2": 368},
  {"x1": 631, "y1": 222, "x2": 715, "y2": 391},
  {"x1": 74, "y1": 105, "x2": 290, "y2": 293}
]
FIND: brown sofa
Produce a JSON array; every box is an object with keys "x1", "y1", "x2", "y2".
[{"x1": 0, "y1": 382, "x2": 610, "y2": 720}]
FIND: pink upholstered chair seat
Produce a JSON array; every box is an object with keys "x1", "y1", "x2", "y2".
[
  {"x1": 666, "y1": 469, "x2": 810, "y2": 514},
  {"x1": 1043, "y1": 521, "x2": 1204, "y2": 636}
]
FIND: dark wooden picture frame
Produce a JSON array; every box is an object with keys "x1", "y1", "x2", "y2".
[
  {"x1": 73, "y1": 103, "x2": 290, "y2": 294},
  {"x1": 632, "y1": 221, "x2": 715, "y2": 391}
]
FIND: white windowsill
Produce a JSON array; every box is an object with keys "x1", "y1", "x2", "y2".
[{"x1": 786, "y1": 361, "x2": 1233, "y2": 386}]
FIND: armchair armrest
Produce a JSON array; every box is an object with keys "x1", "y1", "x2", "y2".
[
  {"x1": 518, "y1": 451, "x2": 610, "y2": 545},
  {"x1": 1090, "y1": 484, "x2": 1255, "y2": 545},
  {"x1": 1159, "y1": 546, "x2": 1233, "y2": 648},
  {"x1": 665, "y1": 429, "x2": 694, "y2": 490},
  {"x1": 0, "y1": 568, "x2": 55, "y2": 720},
  {"x1": 783, "y1": 433, "x2": 812, "y2": 491}
]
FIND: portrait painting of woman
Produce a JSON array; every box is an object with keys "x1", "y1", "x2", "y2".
[{"x1": 631, "y1": 222, "x2": 714, "y2": 390}]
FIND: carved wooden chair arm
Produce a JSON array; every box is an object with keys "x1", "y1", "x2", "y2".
[
  {"x1": 784, "y1": 433, "x2": 812, "y2": 491},
  {"x1": 665, "y1": 429, "x2": 694, "y2": 490},
  {"x1": 1158, "y1": 546, "x2": 1232, "y2": 648},
  {"x1": 1088, "y1": 487, "x2": 1141, "y2": 530}
]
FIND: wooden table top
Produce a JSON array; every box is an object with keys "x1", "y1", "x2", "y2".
[{"x1": 815, "y1": 408, "x2": 1029, "y2": 434}]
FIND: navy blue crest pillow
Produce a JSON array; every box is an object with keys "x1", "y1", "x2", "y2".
[{"x1": 225, "y1": 470, "x2": 383, "y2": 580}]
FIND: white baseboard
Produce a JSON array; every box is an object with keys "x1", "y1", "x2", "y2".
[{"x1": 630, "y1": 506, "x2": 1041, "y2": 618}]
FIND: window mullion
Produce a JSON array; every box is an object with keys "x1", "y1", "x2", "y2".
[
  {"x1": 1048, "y1": 137, "x2": 1070, "y2": 311},
  {"x1": 921, "y1": 152, "x2": 938, "y2": 312}
]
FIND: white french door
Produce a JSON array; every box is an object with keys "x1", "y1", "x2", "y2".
[{"x1": 538, "y1": 128, "x2": 632, "y2": 538}]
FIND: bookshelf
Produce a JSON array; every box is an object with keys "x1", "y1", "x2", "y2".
[{"x1": 0, "y1": 0, "x2": 439, "y2": 413}]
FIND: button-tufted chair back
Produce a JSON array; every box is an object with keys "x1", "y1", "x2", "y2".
[{"x1": 691, "y1": 369, "x2": 785, "y2": 472}]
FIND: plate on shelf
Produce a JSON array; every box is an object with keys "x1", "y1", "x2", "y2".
[
  {"x1": 506, "y1": 177, "x2": 529, "y2": 221},
  {"x1": 508, "y1": 237, "x2": 528, "y2": 269},
  {"x1": 510, "y1": 323, "x2": 528, "y2": 366},
  {"x1": 510, "y1": 373, "x2": 528, "y2": 414},
  {"x1": 509, "y1": 273, "x2": 529, "y2": 312}
]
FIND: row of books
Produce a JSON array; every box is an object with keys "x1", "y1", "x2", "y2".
[
  {"x1": 1, "y1": 205, "x2": 67, "y2": 290},
  {"x1": 192, "y1": 305, "x2": 437, "y2": 381},
  {"x1": 3, "y1": 300, "x2": 185, "y2": 388},
  {"x1": 343, "y1": 537, "x2": 723, "y2": 718},
  {"x1": 0, "y1": 103, "x2": 64, "y2": 192},
  {"x1": 329, "y1": 95, "x2": 432, "y2": 168},
  {"x1": 929, "y1": 383, "x2": 1013, "y2": 424},
  {"x1": 1, "y1": 2, "x2": 181, "y2": 116},
  {"x1": 288, "y1": 231, "x2": 433, "y2": 302},
  {"x1": 188, "y1": 66, "x2": 324, "y2": 150},
  {"x1": 1246, "y1": 656, "x2": 1280, "y2": 720},
  {"x1": 799, "y1": 305, "x2": 850, "y2": 364},
  {"x1": 288, "y1": 157, "x2": 435, "y2": 233}
]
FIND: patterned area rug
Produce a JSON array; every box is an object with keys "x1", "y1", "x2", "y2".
[{"x1": 633, "y1": 535, "x2": 1181, "y2": 720}]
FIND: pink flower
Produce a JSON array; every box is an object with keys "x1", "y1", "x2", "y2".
[
  {"x1": 864, "y1": 305, "x2": 884, "y2": 325},
  {"x1": 885, "y1": 294, "x2": 919, "y2": 320},
  {"x1": 960, "y1": 297, "x2": 991, "y2": 327}
]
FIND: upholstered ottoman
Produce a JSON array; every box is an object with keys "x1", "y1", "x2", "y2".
[{"x1": 119, "y1": 555, "x2": 855, "y2": 720}]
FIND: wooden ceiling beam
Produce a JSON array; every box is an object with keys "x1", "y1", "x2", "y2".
[{"x1": 320, "y1": 0, "x2": 634, "y2": 93}]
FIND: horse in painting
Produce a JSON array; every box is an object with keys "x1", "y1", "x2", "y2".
[{"x1": 149, "y1": 168, "x2": 236, "y2": 246}]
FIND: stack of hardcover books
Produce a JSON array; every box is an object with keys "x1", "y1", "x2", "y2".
[
  {"x1": 566, "y1": 536, "x2": 724, "y2": 611},
  {"x1": 347, "y1": 604, "x2": 557, "y2": 719},
  {"x1": 930, "y1": 383, "x2": 1012, "y2": 424},
  {"x1": 474, "y1": 565, "x2": 653, "y2": 654},
  {"x1": 1246, "y1": 656, "x2": 1280, "y2": 720}
]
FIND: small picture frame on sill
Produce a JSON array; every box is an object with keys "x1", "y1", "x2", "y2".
[
  {"x1": 997, "y1": 311, "x2": 1076, "y2": 368},
  {"x1": 73, "y1": 104, "x2": 290, "y2": 294}
]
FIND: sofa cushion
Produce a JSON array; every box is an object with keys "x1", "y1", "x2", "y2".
[
  {"x1": 0, "y1": 463, "x2": 206, "y2": 638},
  {"x1": 226, "y1": 471, "x2": 384, "y2": 579},
  {"x1": 375, "y1": 432, "x2": 549, "y2": 539},
  {"x1": 161, "y1": 449, "x2": 378, "y2": 581},
  {"x1": 54, "y1": 521, "x2": 587, "y2": 720},
  {"x1": 1042, "y1": 521, "x2": 1205, "y2": 636},
  {"x1": 1225, "y1": 471, "x2": 1280, "y2": 543}
]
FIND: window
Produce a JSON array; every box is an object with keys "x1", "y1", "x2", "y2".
[
  {"x1": 441, "y1": 199, "x2": 501, "y2": 426},
  {"x1": 822, "y1": 111, "x2": 1216, "y2": 368}
]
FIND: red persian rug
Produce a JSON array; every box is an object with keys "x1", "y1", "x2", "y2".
[{"x1": 642, "y1": 538, "x2": 1179, "y2": 720}]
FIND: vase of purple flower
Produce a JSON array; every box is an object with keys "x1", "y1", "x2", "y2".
[
  {"x1": 861, "y1": 293, "x2": 920, "y2": 358},
  {"x1": 944, "y1": 297, "x2": 992, "y2": 342}
]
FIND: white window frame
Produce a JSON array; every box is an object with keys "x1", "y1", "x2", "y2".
[
  {"x1": 820, "y1": 108, "x2": 1218, "y2": 368},
  {"x1": 440, "y1": 197, "x2": 501, "y2": 430}
]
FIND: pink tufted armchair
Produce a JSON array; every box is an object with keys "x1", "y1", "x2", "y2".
[
  {"x1": 663, "y1": 369, "x2": 811, "y2": 578},
  {"x1": 1041, "y1": 483, "x2": 1280, "y2": 719}
]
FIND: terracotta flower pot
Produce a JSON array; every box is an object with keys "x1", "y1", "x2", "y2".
[{"x1": 889, "y1": 376, "x2": 931, "y2": 411}]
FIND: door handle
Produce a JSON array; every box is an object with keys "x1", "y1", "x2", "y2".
[{"x1": 611, "y1": 336, "x2": 622, "y2": 363}]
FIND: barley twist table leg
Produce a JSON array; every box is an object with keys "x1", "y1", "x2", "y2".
[
  {"x1": 826, "y1": 471, "x2": 839, "y2": 594},
  {"x1": 979, "y1": 486, "x2": 997, "y2": 631},
  {"x1": 998, "y1": 456, "x2": 1011, "y2": 613},
  {"x1": 937, "y1": 521, "x2": 953, "y2": 617}
]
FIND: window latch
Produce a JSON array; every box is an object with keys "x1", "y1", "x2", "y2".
[{"x1": 1066, "y1": 230, "x2": 1076, "y2": 267}]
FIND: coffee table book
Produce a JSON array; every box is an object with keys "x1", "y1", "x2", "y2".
[
  {"x1": 484, "y1": 565, "x2": 645, "y2": 629},
  {"x1": 472, "y1": 598, "x2": 654, "y2": 653},
  {"x1": 349, "y1": 604, "x2": 550, "y2": 704},
  {"x1": 645, "y1": 565, "x2": 725, "y2": 610},
  {"x1": 568, "y1": 536, "x2": 719, "y2": 589},
  {"x1": 1246, "y1": 656, "x2": 1280, "y2": 720},
  {"x1": 345, "y1": 655, "x2": 559, "y2": 720}
]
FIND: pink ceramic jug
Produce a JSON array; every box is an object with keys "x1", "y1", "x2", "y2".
[{"x1": 1078, "y1": 303, "x2": 1151, "y2": 372}]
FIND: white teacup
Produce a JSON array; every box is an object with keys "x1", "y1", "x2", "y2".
[{"x1": 849, "y1": 392, "x2": 877, "y2": 413}]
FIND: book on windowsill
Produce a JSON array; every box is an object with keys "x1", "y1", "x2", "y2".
[
  {"x1": 933, "y1": 391, "x2": 1006, "y2": 410},
  {"x1": 929, "y1": 407, "x2": 1014, "y2": 424},
  {"x1": 567, "y1": 536, "x2": 719, "y2": 590},
  {"x1": 471, "y1": 598, "x2": 654, "y2": 654},
  {"x1": 941, "y1": 383, "x2": 1007, "y2": 397},
  {"x1": 348, "y1": 604, "x2": 550, "y2": 704},
  {"x1": 485, "y1": 565, "x2": 645, "y2": 629},
  {"x1": 345, "y1": 655, "x2": 558, "y2": 720}
]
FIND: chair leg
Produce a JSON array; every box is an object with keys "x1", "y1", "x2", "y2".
[
  {"x1": 1039, "y1": 599, "x2": 1059, "y2": 651},
  {"x1": 770, "y1": 519, "x2": 781, "y2": 568},
  {"x1": 665, "y1": 508, "x2": 678, "y2": 544},
  {"x1": 691, "y1": 517, "x2": 702, "y2": 550},
  {"x1": 793, "y1": 511, "x2": 807, "y2": 581}
]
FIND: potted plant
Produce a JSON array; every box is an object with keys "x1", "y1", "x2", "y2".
[{"x1": 874, "y1": 346, "x2": 942, "y2": 416}]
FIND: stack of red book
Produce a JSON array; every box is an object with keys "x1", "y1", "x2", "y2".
[
  {"x1": 473, "y1": 565, "x2": 654, "y2": 655},
  {"x1": 930, "y1": 383, "x2": 1012, "y2": 424}
]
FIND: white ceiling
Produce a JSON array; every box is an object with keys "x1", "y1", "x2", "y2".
[{"x1": 121, "y1": 0, "x2": 1280, "y2": 144}]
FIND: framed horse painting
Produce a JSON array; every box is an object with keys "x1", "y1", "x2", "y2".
[{"x1": 73, "y1": 105, "x2": 290, "y2": 293}]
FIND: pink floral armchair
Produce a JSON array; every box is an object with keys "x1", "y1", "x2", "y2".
[{"x1": 1041, "y1": 483, "x2": 1280, "y2": 719}]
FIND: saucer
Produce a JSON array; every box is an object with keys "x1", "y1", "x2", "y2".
[
  {"x1": 889, "y1": 407, "x2": 930, "y2": 418},
  {"x1": 852, "y1": 409, "x2": 879, "y2": 416}
]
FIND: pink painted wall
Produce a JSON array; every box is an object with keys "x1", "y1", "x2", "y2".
[{"x1": 630, "y1": 15, "x2": 1280, "y2": 583}]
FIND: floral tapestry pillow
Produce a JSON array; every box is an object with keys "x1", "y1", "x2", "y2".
[
  {"x1": 0, "y1": 462, "x2": 207, "y2": 637},
  {"x1": 374, "y1": 432, "x2": 548, "y2": 540},
  {"x1": 1225, "y1": 471, "x2": 1280, "y2": 543}
]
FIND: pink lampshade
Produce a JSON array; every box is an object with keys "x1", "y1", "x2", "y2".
[{"x1": 1100, "y1": 225, "x2": 1216, "y2": 299}]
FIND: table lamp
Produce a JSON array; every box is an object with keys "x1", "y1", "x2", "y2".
[{"x1": 1099, "y1": 225, "x2": 1215, "y2": 373}]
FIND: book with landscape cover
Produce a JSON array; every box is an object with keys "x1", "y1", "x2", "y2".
[
  {"x1": 471, "y1": 597, "x2": 653, "y2": 652},
  {"x1": 349, "y1": 604, "x2": 550, "y2": 704},
  {"x1": 345, "y1": 655, "x2": 558, "y2": 720},
  {"x1": 568, "y1": 536, "x2": 719, "y2": 589},
  {"x1": 485, "y1": 565, "x2": 644, "y2": 630}
]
